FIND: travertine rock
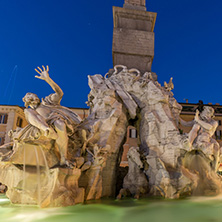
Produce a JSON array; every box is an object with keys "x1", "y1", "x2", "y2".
[
  {"x1": 107, "y1": 66, "x2": 183, "y2": 168},
  {"x1": 0, "y1": 162, "x2": 84, "y2": 207},
  {"x1": 79, "y1": 74, "x2": 129, "y2": 198},
  {"x1": 145, "y1": 156, "x2": 176, "y2": 198}
]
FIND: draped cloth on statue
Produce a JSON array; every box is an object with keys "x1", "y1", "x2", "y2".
[{"x1": 13, "y1": 94, "x2": 82, "y2": 142}]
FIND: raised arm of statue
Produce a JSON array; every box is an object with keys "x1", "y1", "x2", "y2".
[
  {"x1": 35, "y1": 65, "x2": 64, "y2": 104},
  {"x1": 179, "y1": 117, "x2": 195, "y2": 127}
]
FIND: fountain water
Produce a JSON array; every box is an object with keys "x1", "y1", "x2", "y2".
[{"x1": 34, "y1": 146, "x2": 41, "y2": 206}]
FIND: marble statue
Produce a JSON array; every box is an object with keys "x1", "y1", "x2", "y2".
[
  {"x1": 186, "y1": 106, "x2": 220, "y2": 170},
  {"x1": 22, "y1": 65, "x2": 82, "y2": 166},
  {"x1": 189, "y1": 107, "x2": 218, "y2": 146},
  {"x1": 164, "y1": 77, "x2": 174, "y2": 91},
  {"x1": 0, "y1": 66, "x2": 86, "y2": 207}
]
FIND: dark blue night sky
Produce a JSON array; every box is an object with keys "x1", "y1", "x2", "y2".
[{"x1": 0, "y1": 0, "x2": 222, "y2": 108}]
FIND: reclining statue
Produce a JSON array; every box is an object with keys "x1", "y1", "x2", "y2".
[{"x1": 15, "y1": 65, "x2": 82, "y2": 166}]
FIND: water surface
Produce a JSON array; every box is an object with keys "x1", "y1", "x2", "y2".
[{"x1": 1, "y1": 194, "x2": 222, "y2": 222}]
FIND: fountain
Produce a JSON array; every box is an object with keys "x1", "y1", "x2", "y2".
[{"x1": 0, "y1": 64, "x2": 221, "y2": 208}]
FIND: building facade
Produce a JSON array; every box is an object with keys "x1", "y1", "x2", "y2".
[{"x1": 0, "y1": 105, "x2": 27, "y2": 145}]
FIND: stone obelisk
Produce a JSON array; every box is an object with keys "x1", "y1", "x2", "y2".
[{"x1": 112, "y1": 0, "x2": 157, "y2": 75}]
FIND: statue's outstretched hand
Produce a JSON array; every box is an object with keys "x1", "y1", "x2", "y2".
[
  {"x1": 35, "y1": 65, "x2": 49, "y2": 80},
  {"x1": 194, "y1": 109, "x2": 200, "y2": 122}
]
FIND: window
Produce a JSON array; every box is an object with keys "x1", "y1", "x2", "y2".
[
  {"x1": 0, "y1": 114, "x2": 8, "y2": 124},
  {"x1": 0, "y1": 137, "x2": 4, "y2": 146},
  {"x1": 129, "y1": 128, "x2": 137, "y2": 138},
  {"x1": 16, "y1": 117, "x2": 23, "y2": 127},
  {"x1": 215, "y1": 130, "x2": 222, "y2": 140}
]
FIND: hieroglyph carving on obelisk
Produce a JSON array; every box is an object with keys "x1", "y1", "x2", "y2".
[{"x1": 124, "y1": 0, "x2": 146, "y2": 7}]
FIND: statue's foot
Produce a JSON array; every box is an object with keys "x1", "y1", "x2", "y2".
[
  {"x1": 81, "y1": 161, "x2": 92, "y2": 171},
  {"x1": 0, "y1": 183, "x2": 7, "y2": 193},
  {"x1": 134, "y1": 194, "x2": 140, "y2": 199},
  {"x1": 60, "y1": 158, "x2": 74, "y2": 169},
  {"x1": 181, "y1": 136, "x2": 191, "y2": 151},
  {"x1": 45, "y1": 128, "x2": 57, "y2": 140},
  {"x1": 116, "y1": 193, "x2": 122, "y2": 200}
]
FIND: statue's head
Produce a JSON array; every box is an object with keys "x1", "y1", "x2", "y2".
[
  {"x1": 23, "y1": 93, "x2": 40, "y2": 109},
  {"x1": 201, "y1": 106, "x2": 214, "y2": 119}
]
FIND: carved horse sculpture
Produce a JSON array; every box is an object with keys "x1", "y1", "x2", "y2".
[{"x1": 117, "y1": 147, "x2": 149, "y2": 199}]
